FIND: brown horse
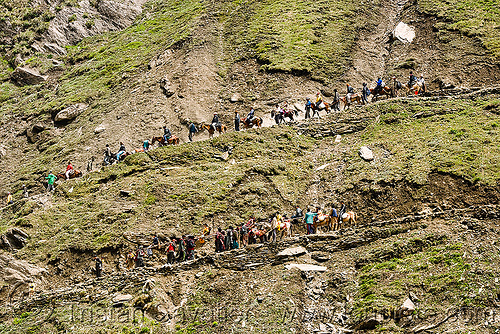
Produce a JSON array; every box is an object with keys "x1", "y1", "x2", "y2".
[
  {"x1": 199, "y1": 122, "x2": 227, "y2": 138},
  {"x1": 241, "y1": 117, "x2": 263, "y2": 129},
  {"x1": 340, "y1": 93, "x2": 363, "y2": 110},
  {"x1": 369, "y1": 86, "x2": 393, "y2": 101},
  {"x1": 311, "y1": 101, "x2": 331, "y2": 114},
  {"x1": 313, "y1": 210, "x2": 338, "y2": 232},
  {"x1": 151, "y1": 135, "x2": 180, "y2": 146},
  {"x1": 336, "y1": 211, "x2": 357, "y2": 229},
  {"x1": 56, "y1": 169, "x2": 83, "y2": 181}
]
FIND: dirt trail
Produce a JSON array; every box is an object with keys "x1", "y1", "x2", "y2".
[{"x1": 348, "y1": 0, "x2": 409, "y2": 85}]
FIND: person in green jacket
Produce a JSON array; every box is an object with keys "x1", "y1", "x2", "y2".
[{"x1": 46, "y1": 171, "x2": 56, "y2": 192}]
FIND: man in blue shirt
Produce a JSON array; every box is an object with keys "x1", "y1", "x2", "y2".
[{"x1": 188, "y1": 120, "x2": 197, "y2": 142}]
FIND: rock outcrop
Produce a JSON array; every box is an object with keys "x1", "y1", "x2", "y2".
[
  {"x1": 32, "y1": 0, "x2": 149, "y2": 55},
  {"x1": 0, "y1": 228, "x2": 29, "y2": 250},
  {"x1": 11, "y1": 67, "x2": 47, "y2": 86}
]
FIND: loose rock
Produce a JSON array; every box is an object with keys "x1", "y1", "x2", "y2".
[
  {"x1": 54, "y1": 104, "x2": 88, "y2": 123},
  {"x1": 359, "y1": 146, "x2": 374, "y2": 161},
  {"x1": 285, "y1": 264, "x2": 327, "y2": 272},
  {"x1": 11, "y1": 67, "x2": 47, "y2": 86},
  {"x1": 277, "y1": 246, "x2": 307, "y2": 257},
  {"x1": 230, "y1": 93, "x2": 243, "y2": 102}
]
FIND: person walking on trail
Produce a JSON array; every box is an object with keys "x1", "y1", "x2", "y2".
[
  {"x1": 188, "y1": 120, "x2": 198, "y2": 141},
  {"x1": 46, "y1": 171, "x2": 56, "y2": 192},
  {"x1": 186, "y1": 236, "x2": 195, "y2": 260},
  {"x1": 6, "y1": 192, "x2": 13, "y2": 205},
  {"x1": 304, "y1": 208, "x2": 317, "y2": 235},
  {"x1": 143, "y1": 139, "x2": 150, "y2": 152},
  {"x1": 177, "y1": 236, "x2": 186, "y2": 262},
  {"x1": 234, "y1": 111, "x2": 241, "y2": 131},
  {"x1": 362, "y1": 83, "x2": 370, "y2": 104},
  {"x1": 215, "y1": 228, "x2": 225, "y2": 252},
  {"x1": 338, "y1": 202, "x2": 346, "y2": 222},
  {"x1": 274, "y1": 104, "x2": 282, "y2": 124},
  {"x1": 135, "y1": 246, "x2": 145, "y2": 268},
  {"x1": 166, "y1": 238, "x2": 175, "y2": 264},
  {"x1": 23, "y1": 185, "x2": 28, "y2": 198},
  {"x1": 305, "y1": 98, "x2": 312, "y2": 119},
  {"x1": 117, "y1": 142, "x2": 126, "y2": 161},
  {"x1": 150, "y1": 234, "x2": 160, "y2": 252},
  {"x1": 65, "y1": 161, "x2": 73, "y2": 180},
  {"x1": 333, "y1": 89, "x2": 340, "y2": 111},
  {"x1": 94, "y1": 256, "x2": 103, "y2": 277},
  {"x1": 104, "y1": 144, "x2": 112, "y2": 165}
]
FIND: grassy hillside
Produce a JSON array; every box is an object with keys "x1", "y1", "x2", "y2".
[
  {"x1": 2, "y1": 94, "x2": 499, "y2": 264},
  {"x1": 419, "y1": 0, "x2": 500, "y2": 57}
]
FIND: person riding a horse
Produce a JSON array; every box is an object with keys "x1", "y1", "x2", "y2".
[
  {"x1": 211, "y1": 112, "x2": 220, "y2": 131},
  {"x1": 116, "y1": 142, "x2": 126, "y2": 161},
  {"x1": 346, "y1": 84, "x2": 355, "y2": 103},
  {"x1": 315, "y1": 92, "x2": 323, "y2": 110},
  {"x1": 65, "y1": 161, "x2": 73, "y2": 179},
  {"x1": 246, "y1": 108, "x2": 255, "y2": 123},
  {"x1": 408, "y1": 71, "x2": 417, "y2": 88},
  {"x1": 374, "y1": 77, "x2": 384, "y2": 95},
  {"x1": 163, "y1": 126, "x2": 172, "y2": 142}
]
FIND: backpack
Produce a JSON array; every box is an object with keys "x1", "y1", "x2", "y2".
[{"x1": 170, "y1": 242, "x2": 175, "y2": 251}]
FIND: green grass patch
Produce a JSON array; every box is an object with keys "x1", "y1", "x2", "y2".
[{"x1": 419, "y1": 0, "x2": 500, "y2": 57}]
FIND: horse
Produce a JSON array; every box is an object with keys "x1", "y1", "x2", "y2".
[
  {"x1": 369, "y1": 86, "x2": 393, "y2": 101},
  {"x1": 336, "y1": 211, "x2": 357, "y2": 229},
  {"x1": 402, "y1": 81, "x2": 423, "y2": 96},
  {"x1": 151, "y1": 135, "x2": 180, "y2": 146},
  {"x1": 269, "y1": 217, "x2": 292, "y2": 242},
  {"x1": 199, "y1": 122, "x2": 226, "y2": 138},
  {"x1": 241, "y1": 117, "x2": 263, "y2": 129},
  {"x1": 339, "y1": 93, "x2": 363, "y2": 110},
  {"x1": 56, "y1": 169, "x2": 83, "y2": 181},
  {"x1": 311, "y1": 101, "x2": 331, "y2": 115},
  {"x1": 249, "y1": 226, "x2": 267, "y2": 244},
  {"x1": 313, "y1": 209, "x2": 337, "y2": 233}
]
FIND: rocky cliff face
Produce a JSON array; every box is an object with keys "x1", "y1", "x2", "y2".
[
  {"x1": 0, "y1": 0, "x2": 147, "y2": 61},
  {"x1": 32, "y1": 0, "x2": 148, "y2": 55}
]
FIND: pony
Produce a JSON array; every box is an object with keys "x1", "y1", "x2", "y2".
[
  {"x1": 313, "y1": 209, "x2": 338, "y2": 233},
  {"x1": 339, "y1": 93, "x2": 363, "y2": 110},
  {"x1": 369, "y1": 86, "x2": 393, "y2": 101},
  {"x1": 271, "y1": 110, "x2": 294, "y2": 123},
  {"x1": 269, "y1": 217, "x2": 292, "y2": 242},
  {"x1": 336, "y1": 211, "x2": 357, "y2": 229},
  {"x1": 199, "y1": 122, "x2": 226, "y2": 138},
  {"x1": 241, "y1": 117, "x2": 263, "y2": 129},
  {"x1": 56, "y1": 169, "x2": 83, "y2": 181},
  {"x1": 151, "y1": 135, "x2": 180, "y2": 146},
  {"x1": 311, "y1": 101, "x2": 331, "y2": 115}
]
